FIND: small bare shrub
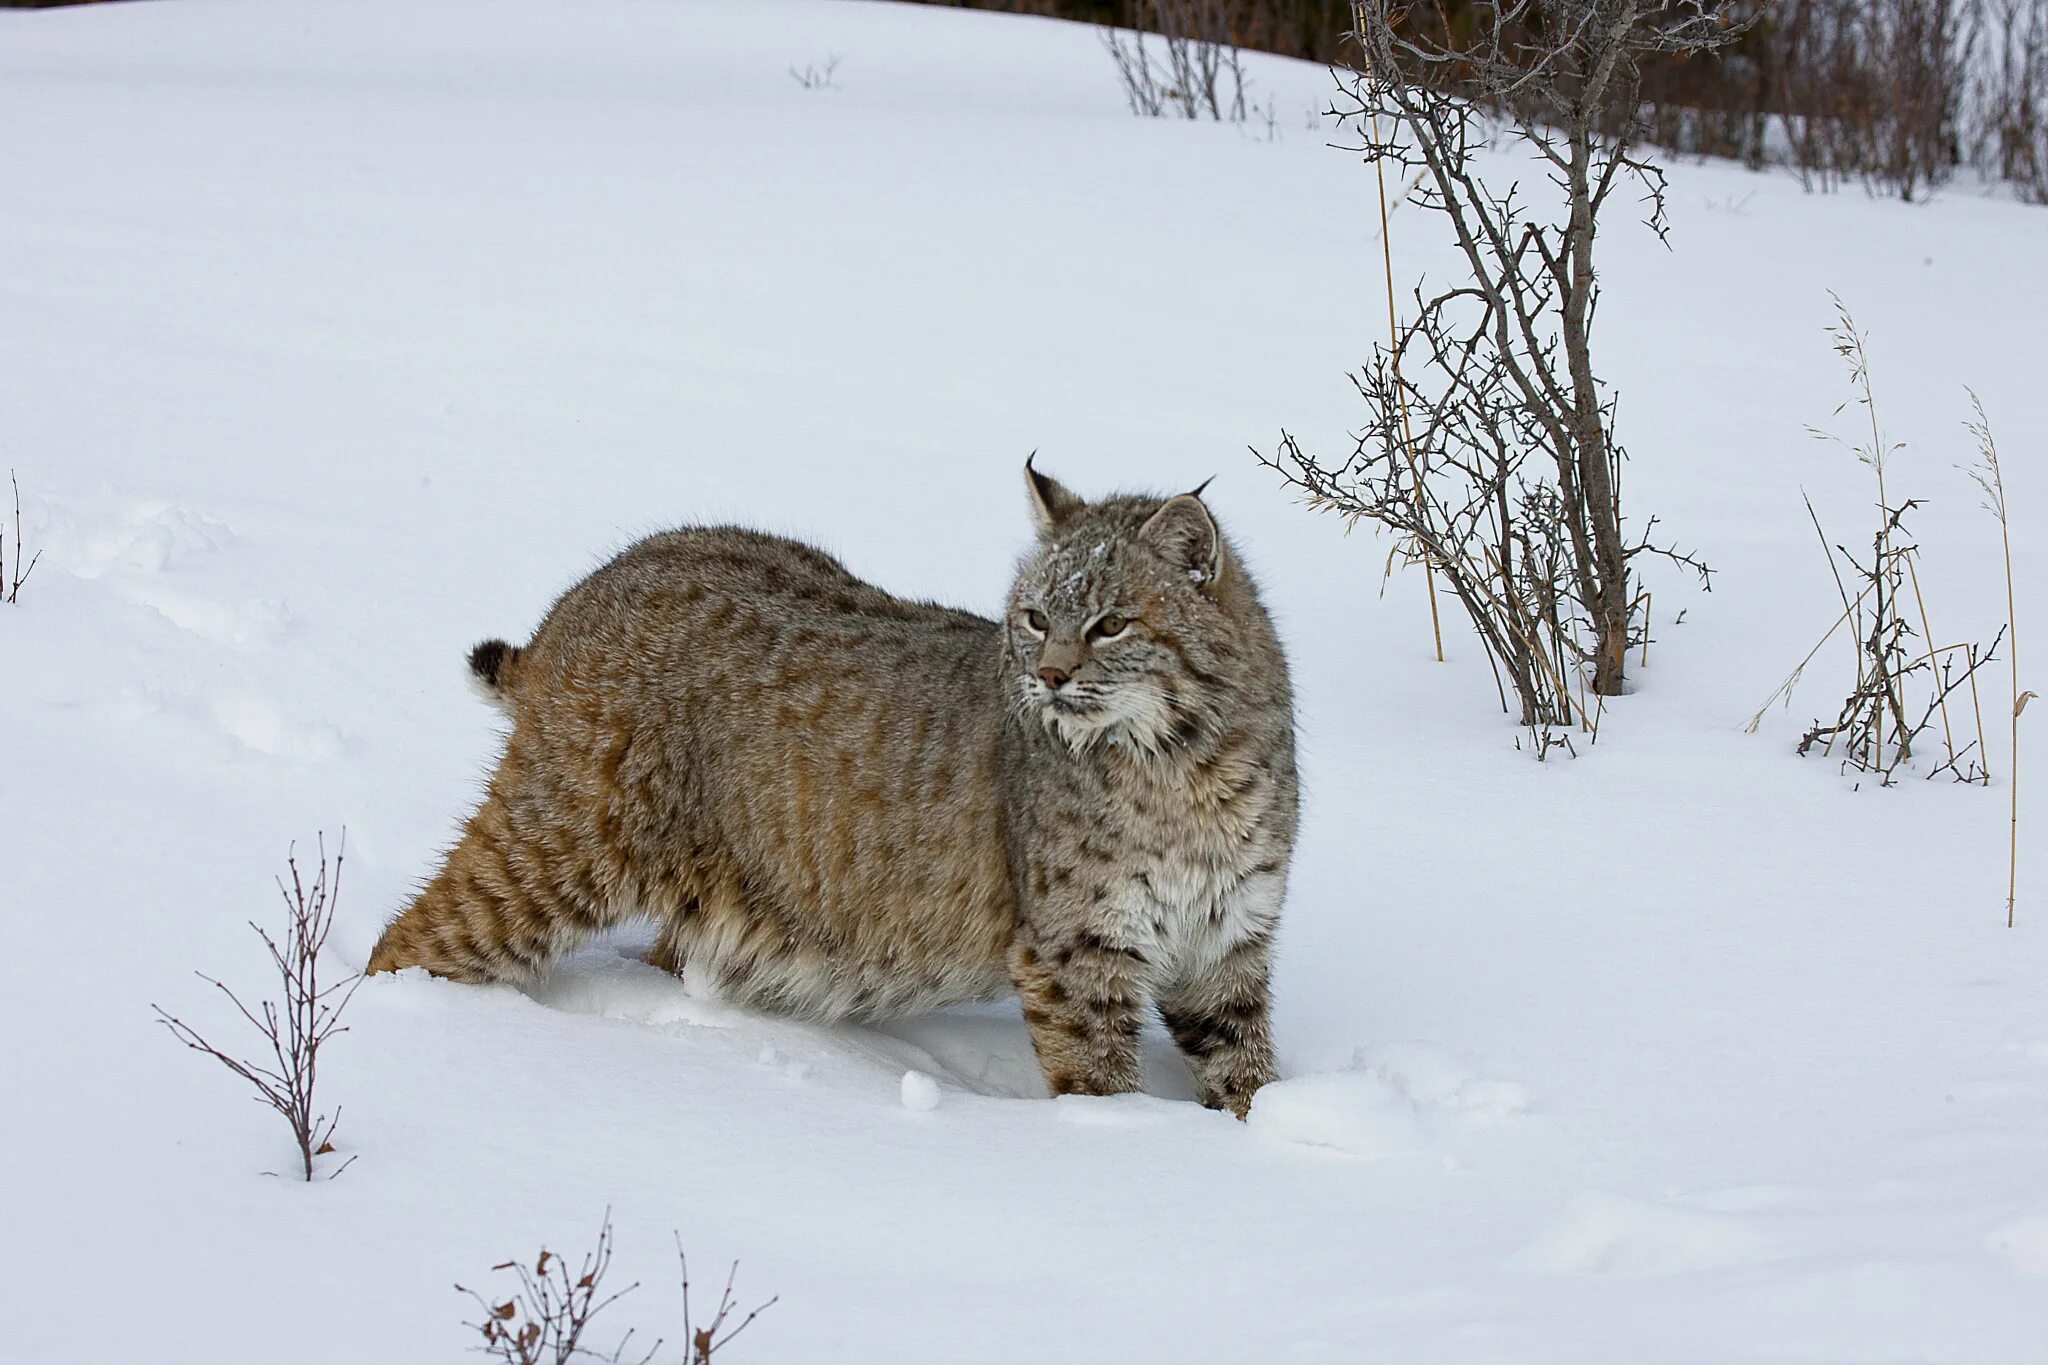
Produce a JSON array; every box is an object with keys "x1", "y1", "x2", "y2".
[
  {"x1": 1789, "y1": 500, "x2": 2001, "y2": 783},
  {"x1": 1747, "y1": 304, "x2": 2001, "y2": 787},
  {"x1": 462, "y1": 1212, "x2": 653, "y2": 1365},
  {"x1": 152, "y1": 833, "x2": 361, "y2": 1180},
  {"x1": 1102, "y1": 0, "x2": 1249, "y2": 121},
  {"x1": 789, "y1": 55, "x2": 841, "y2": 91},
  {"x1": 461, "y1": 1213, "x2": 777, "y2": 1365},
  {"x1": 3, "y1": 469, "x2": 40, "y2": 605},
  {"x1": 1265, "y1": 1, "x2": 1733, "y2": 747}
]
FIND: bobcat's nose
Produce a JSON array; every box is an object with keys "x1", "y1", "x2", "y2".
[{"x1": 1037, "y1": 664, "x2": 1070, "y2": 689}]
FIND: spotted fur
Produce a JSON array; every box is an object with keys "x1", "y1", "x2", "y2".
[{"x1": 366, "y1": 465, "x2": 1298, "y2": 1116}]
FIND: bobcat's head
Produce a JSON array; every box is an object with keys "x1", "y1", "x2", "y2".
[{"x1": 1005, "y1": 459, "x2": 1243, "y2": 757}]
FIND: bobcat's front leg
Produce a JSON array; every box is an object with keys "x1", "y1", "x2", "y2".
[
  {"x1": 1157, "y1": 928, "x2": 1277, "y2": 1118},
  {"x1": 1011, "y1": 919, "x2": 1147, "y2": 1100},
  {"x1": 1157, "y1": 870, "x2": 1284, "y2": 1118}
]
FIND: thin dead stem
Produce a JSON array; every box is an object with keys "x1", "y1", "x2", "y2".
[
  {"x1": 4, "y1": 469, "x2": 42, "y2": 605},
  {"x1": 1965, "y1": 392, "x2": 2028, "y2": 926},
  {"x1": 1354, "y1": 0, "x2": 1444, "y2": 664},
  {"x1": 678, "y1": 1242, "x2": 778, "y2": 1365}
]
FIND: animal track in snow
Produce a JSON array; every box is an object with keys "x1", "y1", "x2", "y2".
[
  {"x1": 1352, "y1": 1040, "x2": 1532, "y2": 1123},
  {"x1": 1510, "y1": 1189, "x2": 1780, "y2": 1277},
  {"x1": 1247, "y1": 1071, "x2": 1433, "y2": 1158},
  {"x1": 107, "y1": 686, "x2": 345, "y2": 765},
  {"x1": 67, "y1": 502, "x2": 232, "y2": 578},
  {"x1": 126, "y1": 582, "x2": 291, "y2": 646},
  {"x1": 1248, "y1": 1040, "x2": 1529, "y2": 1158},
  {"x1": 209, "y1": 692, "x2": 344, "y2": 762},
  {"x1": 522, "y1": 933, "x2": 746, "y2": 1031}
]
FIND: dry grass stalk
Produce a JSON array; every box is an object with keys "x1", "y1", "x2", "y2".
[
  {"x1": 151, "y1": 833, "x2": 361, "y2": 1180},
  {"x1": 3, "y1": 469, "x2": 41, "y2": 605},
  {"x1": 1744, "y1": 575, "x2": 1878, "y2": 733},
  {"x1": 1965, "y1": 392, "x2": 2030, "y2": 926},
  {"x1": 1353, "y1": 0, "x2": 1443, "y2": 665},
  {"x1": 1814, "y1": 296, "x2": 1914, "y2": 751},
  {"x1": 1904, "y1": 556, "x2": 1963, "y2": 761}
]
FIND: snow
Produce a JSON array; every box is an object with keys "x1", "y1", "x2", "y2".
[
  {"x1": 899, "y1": 1070, "x2": 942, "y2": 1112},
  {"x1": 1507, "y1": 1189, "x2": 1782, "y2": 1277},
  {"x1": 3, "y1": 0, "x2": 2046, "y2": 1360}
]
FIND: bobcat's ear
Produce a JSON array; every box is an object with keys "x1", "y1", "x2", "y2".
[
  {"x1": 1141, "y1": 492, "x2": 1223, "y2": 586},
  {"x1": 1025, "y1": 454, "x2": 1085, "y2": 534}
]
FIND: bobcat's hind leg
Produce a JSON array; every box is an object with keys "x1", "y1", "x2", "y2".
[
  {"x1": 367, "y1": 742, "x2": 617, "y2": 984},
  {"x1": 645, "y1": 896, "x2": 698, "y2": 979}
]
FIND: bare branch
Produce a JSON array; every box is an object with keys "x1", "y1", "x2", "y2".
[{"x1": 151, "y1": 832, "x2": 359, "y2": 1180}]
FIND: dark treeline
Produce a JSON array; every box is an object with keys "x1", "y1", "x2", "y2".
[{"x1": 915, "y1": 0, "x2": 2048, "y2": 203}]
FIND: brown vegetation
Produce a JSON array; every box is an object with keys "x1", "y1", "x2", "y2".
[{"x1": 925, "y1": 0, "x2": 2048, "y2": 201}]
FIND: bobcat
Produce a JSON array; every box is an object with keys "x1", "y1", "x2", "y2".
[{"x1": 367, "y1": 463, "x2": 1298, "y2": 1115}]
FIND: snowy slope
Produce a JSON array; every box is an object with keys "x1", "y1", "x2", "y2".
[{"x1": 4, "y1": 1, "x2": 2047, "y2": 1361}]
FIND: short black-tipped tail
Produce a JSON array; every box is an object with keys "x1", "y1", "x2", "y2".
[{"x1": 467, "y1": 638, "x2": 523, "y2": 712}]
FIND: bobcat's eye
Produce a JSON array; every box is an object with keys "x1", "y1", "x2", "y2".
[
  {"x1": 1022, "y1": 609, "x2": 1049, "y2": 635},
  {"x1": 1089, "y1": 613, "x2": 1129, "y2": 640}
]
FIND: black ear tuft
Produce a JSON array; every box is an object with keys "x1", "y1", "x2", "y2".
[
  {"x1": 468, "y1": 639, "x2": 514, "y2": 689},
  {"x1": 1139, "y1": 494, "x2": 1222, "y2": 585},
  {"x1": 1025, "y1": 454, "x2": 1086, "y2": 533}
]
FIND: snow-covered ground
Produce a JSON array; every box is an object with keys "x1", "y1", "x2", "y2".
[{"x1": 5, "y1": 1, "x2": 2046, "y2": 1360}]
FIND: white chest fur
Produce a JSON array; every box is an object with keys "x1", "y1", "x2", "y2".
[{"x1": 1099, "y1": 747, "x2": 1287, "y2": 980}]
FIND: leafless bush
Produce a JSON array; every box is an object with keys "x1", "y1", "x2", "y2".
[
  {"x1": 1102, "y1": 0, "x2": 1249, "y2": 121},
  {"x1": 462, "y1": 1212, "x2": 654, "y2": 1365},
  {"x1": 1265, "y1": 2, "x2": 1729, "y2": 741},
  {"x1": 1268, "y1": 346, "x2": 1601, "y2": 741},
  {"x1": 1976, "y1": 0, "x2": 2048, "y2": 200},
  {"x1": 3, "y1": 469, "x2": 40, "y2": 605},
  {"x1": 152, "y1": 833, "x2": 361, "y2": 1180},
  {"x1": 1796, "y1": 0, "x2": 1973, "y2": 201},
  {"x1": 789, "y1": 55, "x2": 842, "y2": 91},
  {"x1": 1747, "y1": 304, "x2": 2001, "y2": 787},
  {"x1": 461, "y1": 1213, "x2": 777, "y2": 1365},
  {"x1": 1790, "y1": 498, "x2": 2001, "y2": 784}
]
